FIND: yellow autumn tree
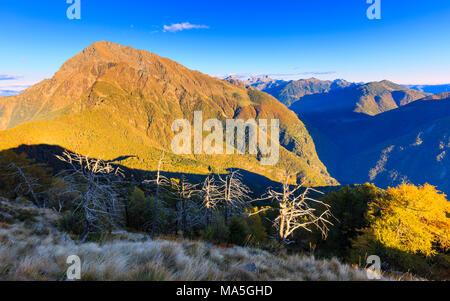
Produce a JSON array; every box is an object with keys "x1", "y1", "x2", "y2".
[{"x1": 369, "y1": 183, "x2": 450, "y2": 256}]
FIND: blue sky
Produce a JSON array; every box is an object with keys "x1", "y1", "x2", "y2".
[{"x1": 1, "y1": 0, "x2": 450, "y2": 95}]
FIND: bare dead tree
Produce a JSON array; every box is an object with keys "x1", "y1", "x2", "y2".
[
  {"x1": 5, "y1": 162, "x2": 41, "y2": 206},
  {"x1": 200, "y1": 175, "x2": 221, "y2": 227},
  {"x1": 56, "y1": 151, "x2": 124, "y2": 241},
  {"x1": 251, "y1": 173, "x2": 334, "y2": 244},
  {"x1": 172, "y1": 176, "x2": 201, "y2": 237},
  {"x1": 142, "y1": 152, "x2": 171, "y2": 239},
  {"x1": 218, "y1": 170, "x2": 251, "y2": 223}
]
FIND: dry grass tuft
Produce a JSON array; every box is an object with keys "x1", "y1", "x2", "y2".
[{"x1": 0, "y1": 197, "x2": 419, "y2": 281}]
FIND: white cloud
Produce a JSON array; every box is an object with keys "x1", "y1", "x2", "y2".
[
  {"x1": 0, "y1": 89, "x2": 22, "y2": 96},
  {"x1": 0, "y1": 74, "x2": 42, "y2": 96},
  {"x1": 296, "y1": 71, "x2": 336, "y2": 76},
  {"x1": 0, "y1": 74, "x2": 23, "y2": 80},
  {"x1": 0, "y1": 83, "x2": 33, "y2": 96},
  {"x1": 214, "y1": 71, "x2": 337, "y2": 80},
  {"x1": 163, "y1": 22, "x2": 209, "y2": 33}
]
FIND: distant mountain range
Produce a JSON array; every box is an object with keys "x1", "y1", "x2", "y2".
[
  {"x1": 405, "y1": 84, "x2": 450, "y2": 94},
  {"x1": 0, "y1": 41, "x2": 336, "y2": 186},
  {"x1": 226, "y1": 76, "x2": 444, "y2": 113},
  {"x1": 232, "y1": 75, "x2": 449, "y2": 193},
  {"x1": 226, "y1": 76, "x2": 357, "y2": 107},
  {"x1": 290, "y1": 80, "x2": 427, "y2": 116}
]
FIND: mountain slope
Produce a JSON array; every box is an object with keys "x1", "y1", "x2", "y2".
[
  {"x1": 291, "y1": 93, "x2": 450, "y2": 193},
  {"x1": 349, "y1": 115, "x2": 450, "y2": 192},
  {"x1": 345, "y1": 95, "x2": 450, "y2": 192},
  {"x1": 0, "y1": 41, "x2": 336, "y2": 186}
]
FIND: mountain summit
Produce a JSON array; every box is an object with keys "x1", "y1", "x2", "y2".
[
  {"x1": 0, "y1": 41, "x2": 336, "y2": 186},
  {"x1": 1, "y1": 41, "x2": 229, "y2": 129}
]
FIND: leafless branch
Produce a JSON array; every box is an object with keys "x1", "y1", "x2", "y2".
[
  {"x1": 200, "y1": 175, "x2": 221, "y2": 226},
  {"x1": 56, "y1": 151, "x2": 124, "y2": 241},
  {"x1": 142, "y1": 152, "x2": 171, "y2": 239},
  {"x1": 217, "y1": 170, "x2": 251, "y2": 222},
  {"x1": 252, "y1": 172, "x2": 333, "y2": 244}
]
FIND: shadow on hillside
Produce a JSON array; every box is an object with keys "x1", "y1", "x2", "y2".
[{"x1": 6, "y1": 144, "x2": 341, "y2": 198}]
